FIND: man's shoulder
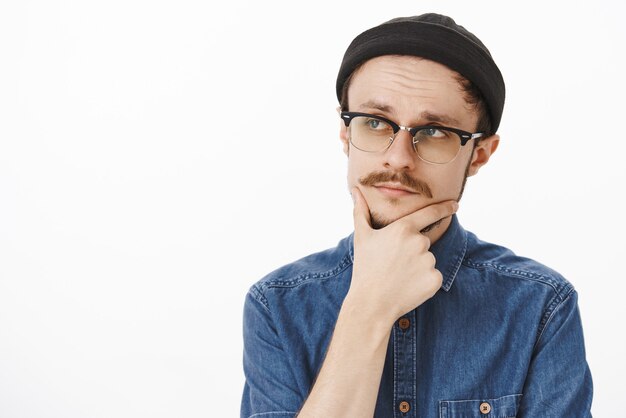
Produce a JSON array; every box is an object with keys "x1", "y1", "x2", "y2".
[
  {"x1": 462, "y1": 230, "x2": 574, "y2": 296},
  {"x1": 250, "y1": 234, "x2": 354, "y2": 295}
]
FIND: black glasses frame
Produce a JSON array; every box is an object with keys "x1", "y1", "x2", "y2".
[{"x1": 340, "y1": 111, "x2": 484, "y2": 146}]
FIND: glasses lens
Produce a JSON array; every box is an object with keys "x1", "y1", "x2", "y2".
[
  {"x1": 349, "y1": 116, "x2": 394, "y2": 152},
  {"x1": 414, "y1": 128, "x2": 462, "y2": 164}
]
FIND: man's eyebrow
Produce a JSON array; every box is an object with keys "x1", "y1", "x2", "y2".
[
  {"x1": 416, "y1": 111, "x2": 460, "y2": 127},
  {"x1": 357, "y1": 101, "x2": 394, "y2": 113},
  {"x1": 356, "y1": 102, "x2": 461, "y2": 127}
]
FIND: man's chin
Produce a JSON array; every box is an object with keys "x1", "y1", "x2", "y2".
[
  {"x1": 368, "y1": 208, "x2": 419, "y2": 230},
  {"x1": 369, "y1": 204, "x2": 447, "y2": 233},
  {"x1": 369, "y1": 211, "x2": 394, "y2": 230}
]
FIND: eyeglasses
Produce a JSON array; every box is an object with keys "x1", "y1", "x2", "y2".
[{"x1": 340, "y1": 111, "x2": 484, "y2": 164}]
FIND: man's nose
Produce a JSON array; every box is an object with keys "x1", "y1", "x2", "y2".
[{"x1": 383, "y1": 130, "x2": 416, "y2": 171}]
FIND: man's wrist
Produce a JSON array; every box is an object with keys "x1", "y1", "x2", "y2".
[{"x1": 341, "y1": 291, "x2": 397, "y2": 333}]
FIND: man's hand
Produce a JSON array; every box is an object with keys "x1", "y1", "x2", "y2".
[
  {"x1": 347, "y1": 187, "x2": 459, "y2": 324},
  {"x1": 297, "y1": 189, "x2": 458, "y2": 417}
]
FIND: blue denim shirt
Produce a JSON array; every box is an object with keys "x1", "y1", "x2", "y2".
[{"x1": 241, "y1": 216, "x2": 593, "y2": 417}]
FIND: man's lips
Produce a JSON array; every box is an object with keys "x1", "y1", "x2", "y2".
[
  {"x1": 373, "y1": 182, "x2": 419, "y2": 197},
  {"x1": 358, "y1": 171, "x2": 434, "y2": 199}
]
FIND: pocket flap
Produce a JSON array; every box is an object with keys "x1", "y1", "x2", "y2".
[{"x1": 439, "y1": 394, "x2": 522, "y2": 418}]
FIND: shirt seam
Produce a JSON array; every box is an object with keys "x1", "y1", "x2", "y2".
[
  {"x1": 249, "y1": 253, "x2": 353, "y2": 311},
  {"x1": 249, "y1": 282, "x2": 271, "y2": 312},
  {"x1": 462, "y1": 258, "x2": 565, "y2": 292},
  {"x1": 246, "y1": 412, "x2": 298, "y2": 418},
  {"x1": 441, "y1": 393, "x2": 523, "y2": 403},
  {"x1": 244, "y1": 289, "x2": 305, "y2": 403},
  {"x1": 258, "y1": 254, "x2": 352, "y2": 290},
  {"x1": 534, "y1": 287, "x2": 576, "y2": 350},
  {"x1": 440, "y1": 231, "x2": 467, "y2": 291}
]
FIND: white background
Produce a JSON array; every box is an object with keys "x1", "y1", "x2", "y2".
[{"x1": 1, "y1": 0, "x2": 624, "y2": 417}]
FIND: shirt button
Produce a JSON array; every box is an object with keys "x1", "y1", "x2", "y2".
[
  {"x1": 479, "y1": 402, "x2": 491, "y2": 414},
  {"x1": 398, "y1": 401, "x2": 410, "y2": 413},
  {"x1": 398, "y1": 318, "x2": 410, "y2": 330}
]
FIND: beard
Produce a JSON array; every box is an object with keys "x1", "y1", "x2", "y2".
[{"x1": 362, "y1": 153, "x2": 474, "y2": 231}]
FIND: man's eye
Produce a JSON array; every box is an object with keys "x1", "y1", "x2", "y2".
[
  {"x1": 421, "y1": 127, "x2": 446, "y2": 138},
  {"x1": 365, "y1": 118, "x2": 387, "y2": 130}
]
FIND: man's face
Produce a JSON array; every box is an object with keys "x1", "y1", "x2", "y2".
[{"x1": 340, "y1": 55, "x2": 498, "y2": 231}]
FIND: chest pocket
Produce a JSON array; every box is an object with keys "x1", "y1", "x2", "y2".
[{"x1": 439, "y1": 394, "x2": 522, "y2": 418}]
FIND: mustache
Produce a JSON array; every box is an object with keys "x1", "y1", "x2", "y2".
[{"x1": 358, "y1": 171, "x2": 433, "y2": 199}]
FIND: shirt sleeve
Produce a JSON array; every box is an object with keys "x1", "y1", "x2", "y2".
[
  {"x1": 240, "y1": 289, "x2": 303, "y2": 418},
  {"x1": 518, "y1": 289, "x2": 593, "y2": 417}
]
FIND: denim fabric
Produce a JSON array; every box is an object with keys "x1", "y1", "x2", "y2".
[{"x1": 241, "y1": 216, "x2": 593, "y2": 418}]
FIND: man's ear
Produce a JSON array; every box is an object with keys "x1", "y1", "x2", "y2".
[
  {"x1": 467, "y1": 134, "x2": 499, "y2": 176},
  {"x1": 337, "y1": 106, "x2": 350, "y2": 156}
]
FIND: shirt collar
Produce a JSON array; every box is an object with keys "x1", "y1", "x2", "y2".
[
  {"x1": 347, "y1": 214, "x2": 467, "y2": 292},
  {"x1": 430, "y1": 214, "x2": 467, "y2": 292}
]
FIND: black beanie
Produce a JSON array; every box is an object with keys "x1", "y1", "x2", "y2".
[{"x1": 336, "y1": 13, "x2": 506, "y2": 133}]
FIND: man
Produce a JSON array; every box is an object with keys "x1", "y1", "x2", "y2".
[{"x1": 241, "y1": 13, "x2": 593, "y2": 418}]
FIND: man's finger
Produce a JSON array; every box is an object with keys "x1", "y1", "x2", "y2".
[
  {"x1": 396, "y1": 200, "x2": 459, "y2": 233},
  {"x1": 352, "y1": 187, "x2": 372, "y2": 232}
]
